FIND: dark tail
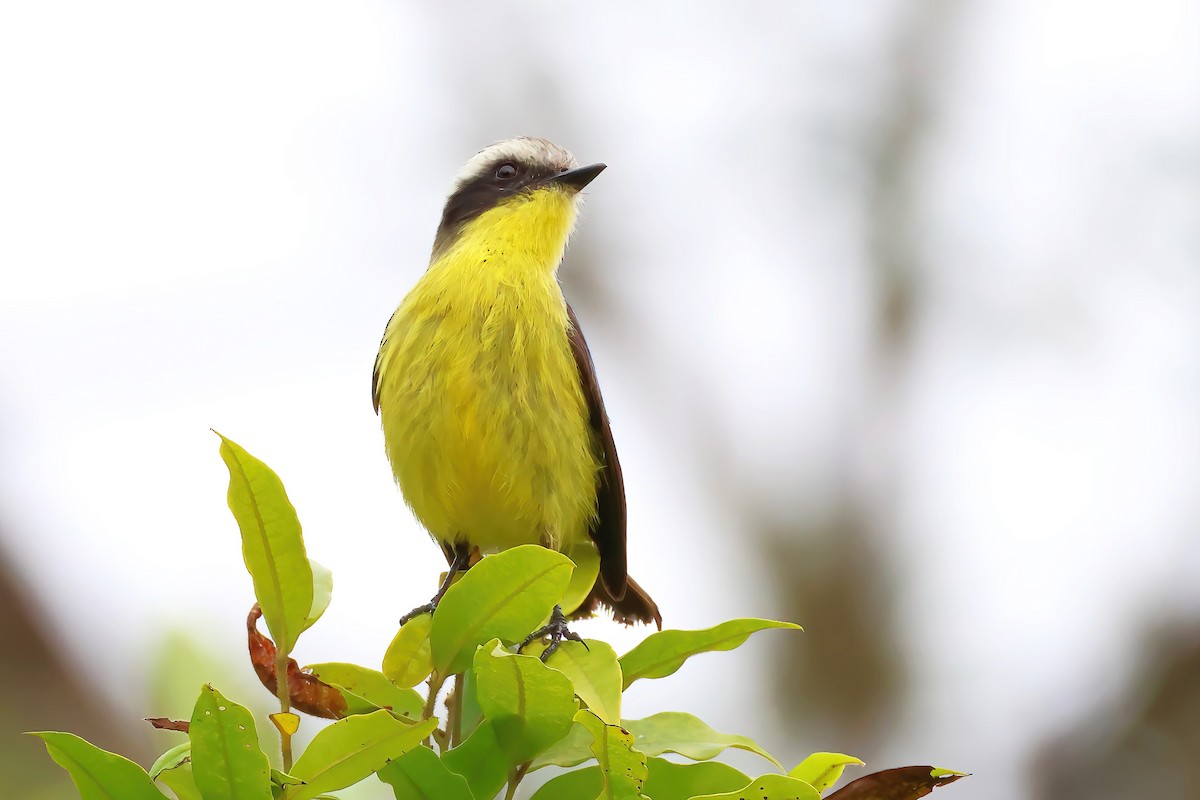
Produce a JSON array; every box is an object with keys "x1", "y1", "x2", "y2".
[{"x1": 570, "y1": 575, "x2": 662, "y2": 629}]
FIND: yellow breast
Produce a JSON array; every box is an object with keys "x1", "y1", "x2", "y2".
[{"x1": 375, "y1": 193, "x2": 600, "y2": 552}]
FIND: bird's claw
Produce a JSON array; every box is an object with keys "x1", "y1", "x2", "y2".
[
  {"x1": 518, "y1": 605, "x2": 589, "y2": 662},
  {"x1": 399, "y1": 602, "x2": 436, "y2": 626}
]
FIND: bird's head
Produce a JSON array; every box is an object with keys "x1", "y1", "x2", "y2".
[{"x1": 431, "y1": 137, "x2": 605, "y2": 266}]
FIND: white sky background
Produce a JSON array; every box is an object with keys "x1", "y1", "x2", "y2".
[{"x1": 2, "y1": 2, "x2": 1199, "y2": 799}]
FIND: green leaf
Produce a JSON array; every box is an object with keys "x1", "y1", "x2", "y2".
[
  {"x1": 529, "y1": 766, "x2": 602, "y2": 800},
  {"x1": 189, "y1": 685, "x2": 272, "y2": 800},
  {"x1": 789, "y1": 753, "x2": 864, "y2": 793},
  {"x1": 431, "y1": 545, "x2": 573, "y2": 675},
  {"x1": 382, "y1": 614, "x2": 434, "y2": 689},
  {"x1": 216, "y1": 433, "x2": 313, "y2": 656},
  {"x1": 441, "y1": 721, "x2": 510, "y2": 800},
  {"x1": 559, "y1": 541, "x2": 602, "y2": 617},
  {"x1": 303, "y1": 560, "x2": 333, "y2": 633},
  {"x1": 625, "y1": 712, "x2": 782, "y2": 769},
  {"x1": 529, "y1": 720, "x2": 594, "y2": 771},
  {"x1": 288, "y1": 711, "x2": 436, "y2": 800},
  {"x1": 269, "y1": 769, "x2": 304, "y2": 788},
  {"x1": 642, "y1": 758, "x2": 750, "y2": 800},
  {"x1": 456, "y1": 666, "x2": 484, "y2": 742},
  {"x1": 619, "y1": 619, "x2": 800, "y2": 688},
  {"x1": 304, "y1": 663, "x2": 423, "y2": 721},
  {"x1": 528, "y1": 639, "x2": 622, "y2": 724},
  {"x1": 690, "y1": 774, "x2": 821, "y2": 800},
  {"x1": 473, "y1": 639, "x2": 577, "y2": 763},
  {"x1": 577, "y1": 710, "x2": 648, "y2": 800},
  {"x1": 29, "y1": 732, "x2": 168, "y2": 800},
  {"x1": 149, "y1": 742, "x2": 192, "y2": 781},
  {"x1": 377, "y1": 745, "x2": 473, "y2": 800},
  {"x1": 149, "y1": 743, "x2": 200, "y2": 800}
]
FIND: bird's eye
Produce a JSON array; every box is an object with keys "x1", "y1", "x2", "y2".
[{"x1": 495, "y1": 163, "x2": 519, "y2": 180}]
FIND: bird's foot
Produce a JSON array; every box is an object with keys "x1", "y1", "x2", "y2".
[
  {"x1": 518, "y1": 605, "x2": 589, "y2": 662},
  {"x1": 399, "y1": 602, "x2": 437, "y2": 626}
]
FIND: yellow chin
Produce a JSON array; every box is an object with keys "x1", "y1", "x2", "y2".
[{"x1": 442, "y1": 187, "x2": 580, "y2": 272}]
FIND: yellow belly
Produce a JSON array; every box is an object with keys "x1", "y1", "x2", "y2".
[{"x1": 376, "y1": 263, "x2": 600, "y2": 553}]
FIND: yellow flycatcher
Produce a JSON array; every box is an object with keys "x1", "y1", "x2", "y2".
[{"x1": 373, "y1": 138, "x2": 660, "y2": 642}]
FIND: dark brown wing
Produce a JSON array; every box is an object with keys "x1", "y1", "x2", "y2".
[
  {"x1": 371, "y1": 310, "x2": 397, "y2": 414},
  {"x1": 567, "y1": 303, "x2": 661, "y2": 627}
]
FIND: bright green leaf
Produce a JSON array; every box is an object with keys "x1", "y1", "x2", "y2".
[
  {"x1": 431, "y1": 545, "x2": 573, "y2": 675},
  {"x1": 559, "y1": 541, "x2": 601, "y2": 617},
  {"x1": 441, "y1": 721, "x2": 510, "y2": 800},
  {"x1": 288, "y1": 711, "x2": 436, "y2": 800},
  {"x1": 149, "y1": 742, "x2": 192, "y2": 781},
  {"x1": 304, "y1": 663, "x2": 423, "y2": 721},
  {"x1": 473, "y1": 640, "x2": 577, "y2": 763},
  {"x1": 690, "y1": 773, "x2": 821, "y2": 800},
  {"x1": 619, "y1": 619, "x2": 800, "y2": 688},
  {"x1": 789, "y1": 753, "x2": 864, "y2": 793},
  {"x1": 150, "y1": 743, "x2": 200, "y2": 800},
  {"x1": 377, "y1": 745, "x2": 473, "y2": 800},
  {"x1": 529, "y1": 720, "x2": 594, "y2": 771},
  {"x1": 189, "y1": 685, "x2": 272, "y2": 800},
  {"x1": 382, "y1": 614, "x2": 434, "y2": 689},
  {"x1": 528, "y1": 639, "x2": 622, "y2": 724},
  {"x1": 625, "y1": 712, "x2": 782, "y2": 769},
  {"x1": 577, "y1": 710, "x2": 648, "y2": 800},
  {"x1": 303, "y1": 560, "x2": 333, "y2": 633},
  {"x1": 529, "y1": 766, "x2": 602, "y2": 800},
  {"x1": 30, "y1": 732, "x2": 168, "y2": 800},
  {"x1": 269, "y1": 769, "x2": 304, "y2": 788},
  {"x1": 642, "y1": 758, "x2": 750, "y2": 800},
  {"x1": 216, "y1": 434, "x2": 313, "y2": 656},
  {"x1": 158, "y1": 764, "x2": 202, "y2": 800}
]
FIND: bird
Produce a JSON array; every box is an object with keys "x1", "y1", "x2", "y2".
[{"x1": 372, "y1": 137, "x2": 661, "y2": 654}]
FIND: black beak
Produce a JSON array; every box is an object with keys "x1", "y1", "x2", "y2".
[{"x1": 549, "y1": 163, "x2": 606, "y2": 191}]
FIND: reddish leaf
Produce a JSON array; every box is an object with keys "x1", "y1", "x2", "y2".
[
  {"x1": 827, "y1": 766, "x2": 967, "y2": 799},
  {"x1": 247, "y1": 604, "x2": 347, "y2": 719},
  {"x1": 146, "y1": 717, "x2": 190, "y2": 732}
]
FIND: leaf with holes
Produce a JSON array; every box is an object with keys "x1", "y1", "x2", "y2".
[
  {"x1": 578, "y1": 709, "x2": 648, "y2": 800},
  {"x1": 188, "y1": 685, "x2": 271, "y2": 800},
  {"x1": 690, "y1": 773, "x2": 821, "y2": 800}
]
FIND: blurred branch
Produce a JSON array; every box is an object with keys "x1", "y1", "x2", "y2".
[
  {"x1": 1032, "y1": 620, "x2": 1200, "y2": 800},
  {"x1": 0, "y1": 538, "x2": 144, "y2": 796}
]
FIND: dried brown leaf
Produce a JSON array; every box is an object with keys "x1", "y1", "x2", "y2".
[
  {"x1": 826, "y1": 766, "x2": 967, "y2": 799},
  {"x1": 247, "y1": 604, "x2": 347, "y2": 719},
  {"x1": 145, "y1": 717, "x2": 190, "y2": 732}
]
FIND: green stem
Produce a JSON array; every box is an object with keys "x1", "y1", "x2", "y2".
[
  {"x1": 505, "y1": 762, "x2": 530, "y2": 800},
  {"x1": 422, "y1": 671, "x2": 444, "y2": 720},
  {"x1": 422, "y1": 671, "x2": 446, "y2": 749},
  {"x1": 275, "y1": 645, "x2": 293, "y2": 772},
  {"x1": 449, "y1": 672, "x2": 465, "y2": 748}
]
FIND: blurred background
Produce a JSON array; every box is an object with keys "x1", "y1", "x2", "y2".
[{"x1": 2, "y1": 1, "x2": 1199, "y2": 798}]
